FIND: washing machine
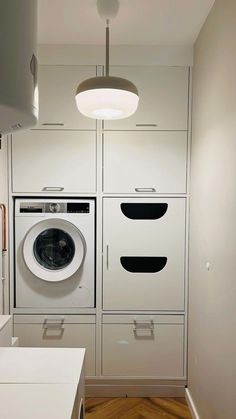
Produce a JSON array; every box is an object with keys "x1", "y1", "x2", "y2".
[{"x1": 14, "y1": 199, "x2": 95, "y2": 310}]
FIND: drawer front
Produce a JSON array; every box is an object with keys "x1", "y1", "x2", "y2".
[
  {"x1": 103, "y1": 314, "x2": 184, "y2": 324},
  {"x1": 102, "y1": 316, "x2": 184, "y2": 377},
  {"x1": 103, "y1": 198, "x2": 186, "y2": 310},
  {"x1": 14, "y1": 319, "x2": 96, "y2": 377},
  {"x1": 103, "y1": 131, "x2": 187, "y2": 194}
]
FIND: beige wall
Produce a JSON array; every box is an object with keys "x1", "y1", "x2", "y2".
[{"x1": 189, "y1": 0, "x2": 236, "y2": 418}]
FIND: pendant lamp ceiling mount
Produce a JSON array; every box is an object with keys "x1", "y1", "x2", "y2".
[
  {"x1": 96, "y1": 0, "x2": 120, "y2": 21},
  {"x1": 75, "y1": 0, "x2": 139, "y2": 120}
]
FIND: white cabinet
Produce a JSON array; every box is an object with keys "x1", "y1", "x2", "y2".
[
  {"x1": 103, "y1": 198, "x2": 185, "y2": 311},
  {"x1": 14, "y1": 315, "x2": 96, "y2": 377},
  {"x1": 0, "y1": 347, "x2": 85, "y2": 419},
  {"x1": 103, "y1": 131, "x2": 187, "y2": 193},
  {"x1": 0, "y1": 383, "x2": 81, "y2": 419},
  {"x1": 104, "y1": 66, "x2": 189, "y2": 130},
  {"x1": 102, "y1": 315, "x2": 184, "y2": 377},
  {"x1": 37, "y1": 65, "x2": 96, "y2": 130},
  {"x1": 11, "y1": 130, "x2": 96, "y2": 193},
  {"x1": 0, "y1": 316, "x2": 13, "y2": 346}
]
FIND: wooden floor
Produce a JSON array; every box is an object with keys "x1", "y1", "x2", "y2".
[{"x1": 85, "y1": 397, "x2": 192, "y2": 419}]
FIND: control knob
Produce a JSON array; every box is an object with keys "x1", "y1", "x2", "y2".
[{"x1": 49, "y1": 203, "x2": 60, "y2": 213}]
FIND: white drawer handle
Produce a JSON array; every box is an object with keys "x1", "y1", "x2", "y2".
[
  {"x1": 42, "y1": 187, "x2": 64, "y2": 191},
  {"x1": 135, "y1": 188, "x2": 156, "y2": 193}
]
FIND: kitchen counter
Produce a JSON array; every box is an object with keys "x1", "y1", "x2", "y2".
[{"x1": 0, "y1": 347, "x2": 85, "y2": 383}]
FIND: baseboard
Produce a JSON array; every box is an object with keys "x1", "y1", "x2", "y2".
[
  {"x1": 185, "y1": 388, "x2": 200, "y2": 419},
  {"x1": 86, "y1": 384, "x2": 185, "y2": 397}
]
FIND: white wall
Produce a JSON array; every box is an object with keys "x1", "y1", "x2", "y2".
[
  {"x1": 188, "y1": 0, "x2": 236, "y2": 418},
  {"x1": 0, "y1": 136, "x2": 9, "y2": 314},
  {"x1": 38, "y1": 44, "x2": 193, "y2": 66}
]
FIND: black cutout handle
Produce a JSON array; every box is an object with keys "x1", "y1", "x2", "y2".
[
  {"x1": 120, "y1": 257, "x2": 167, "y2": 273},
  {"x1": 121, "y1": 203, "x2": 168, "y2": 220}
]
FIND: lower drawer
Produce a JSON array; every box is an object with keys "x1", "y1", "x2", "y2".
[
  {"x1": 14, "y1": 315, "x2": 96, "y2": 377},
  {"x1": 102, "y1": 315, "x2": 184, "y2": 378}
]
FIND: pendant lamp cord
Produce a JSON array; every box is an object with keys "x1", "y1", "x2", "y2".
[{"x1": 106, "y1": 19, "x2": 109, "y2": 76}]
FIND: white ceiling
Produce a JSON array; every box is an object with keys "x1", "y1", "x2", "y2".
[{"x1": 38, "y1": 0, "x2": 215, "y2": 46}]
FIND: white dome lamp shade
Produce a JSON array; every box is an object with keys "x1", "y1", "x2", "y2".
[
  {"x1": 76, "y1": 75, "x2": 139, "y2": 120},
  {"x1": 75, "y1": 0, "x2": 139, "y2": 120}
]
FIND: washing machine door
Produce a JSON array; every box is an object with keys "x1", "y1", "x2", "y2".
[{"x1": 23, "y1": 219, "x2": 86, "y2": 282}]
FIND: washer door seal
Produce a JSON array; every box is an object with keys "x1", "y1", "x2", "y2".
[{"x1": 23, "y1": 218, "x2": 86, "y2": 282}]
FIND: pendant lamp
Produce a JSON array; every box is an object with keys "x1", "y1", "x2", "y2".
[{"x1": 75, "y1": 0, "x2": 139, "y2": 120}]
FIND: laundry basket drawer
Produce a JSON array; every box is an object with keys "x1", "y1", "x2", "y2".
[
  {"x1": 102, "y1": 315, "x2": 185, "y2": 378},
  {"x1": 103, "y1": 197, "x2": 186, "y2": 310},
  {"x1": 14, "y1": 315, "x2": 96, "y2": 377}
]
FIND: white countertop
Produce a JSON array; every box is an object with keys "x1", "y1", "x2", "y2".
[
  {"x1": 0, "y1": 315, "x2": 12, "y2": 332},
  {"x1": 0, "y1": 383, "x2": 78, "y2": 419},
  {"x1": 0, "y1": 347, "x2": 85, "y2": 384}
]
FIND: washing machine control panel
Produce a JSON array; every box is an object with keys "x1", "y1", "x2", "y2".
[{"x1": 19, "y1": 202, "x2": 90, "y2": 214}]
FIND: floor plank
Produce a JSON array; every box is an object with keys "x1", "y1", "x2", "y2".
[{"x1": 85, "y1": 397, "x2": 192, "y2": 419}]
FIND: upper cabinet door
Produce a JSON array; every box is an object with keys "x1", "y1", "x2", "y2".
[
  {"x1": 103, "y1": 131, "x2": 187, "y2": 194},
  {"x1": 104, "y1": 66, "x2": 189, "y2": 130},
  {"x1": 37, "y1": 65, "x2": 96, "y2": 130},
  {"x1": 11, "y1": 130, "x2": 96, "y2": 193}
]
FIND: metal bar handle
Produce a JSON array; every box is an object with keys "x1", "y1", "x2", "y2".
[
  {"x1": 42, "y1": 187, "x2": 64, "y2": 191},
  {"x1": 43, "y1": 317, "x2": 65, "y2": 330},
  {"x1": 105, "y1": 20, "x2": 109, "y2": 76},
  {"x1": 136, "y1": 124, "x2": 158, "y2": 127},
  {"x1": 133, "y1": 319, "x2": 154, "y2": 332},
  {"x1": 106, "y1": 245, "x2": 109, "y2": 270},
  {"x1": 135, "y1": 188, "x2": 156, "y2": 193},
  {"x1": 41, "y1": 123, "x2": 65, "y2": 126}
]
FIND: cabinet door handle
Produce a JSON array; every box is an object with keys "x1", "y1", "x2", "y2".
[
  {"x1": 42, "y1": 187, "x2": 64, "y2": 191},
  {"x1": 41, "y1": 123, "x2": 65, "y2": 126},
  {"x1": 106, "y1": 245, "x2": 109, "y2": 270},
  {"x1": 135, "y1": 188, "x2": 156, "y2": 193},
  {"x1": 136, "y1": 124, "x2": 158, "y2": 127}
]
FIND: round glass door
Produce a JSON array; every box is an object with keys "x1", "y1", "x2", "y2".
[
  {"x1": 33, "y1": 228, "x2": 75, "y2": 270},
  {"x1": 23, "y1": 219, "x2": 86, "y2": 282}
]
